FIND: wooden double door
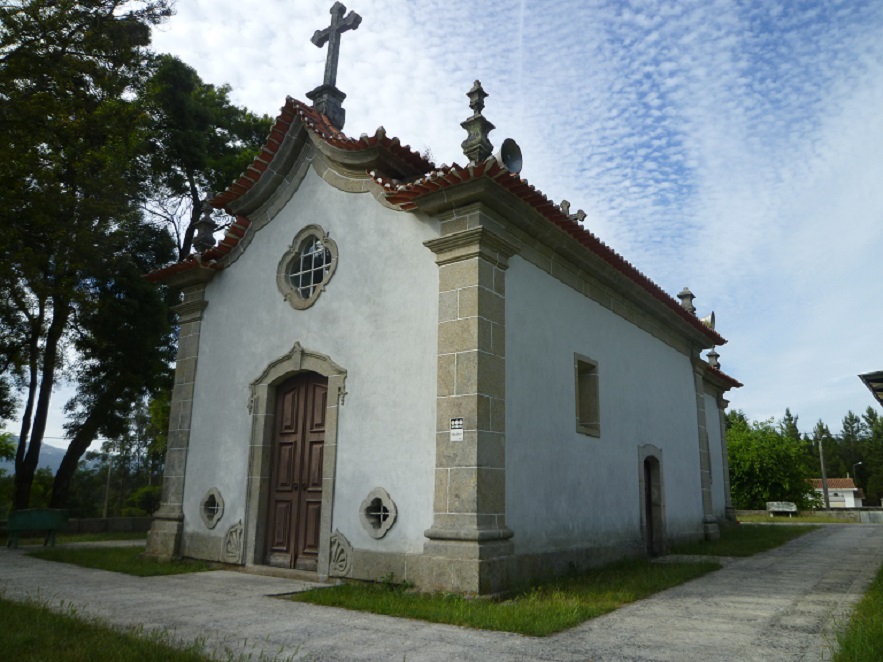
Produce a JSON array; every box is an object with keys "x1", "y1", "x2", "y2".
[{"x1": 266, "y1": 372, "x2": 327, "y2": 570}]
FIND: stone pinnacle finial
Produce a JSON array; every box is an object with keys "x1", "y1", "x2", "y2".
[
  {"x1": 306, "y1": 2, "x2": 362, "y2": 130},
  {"x1": 707, "y1": 348, "x2": 720, "y2": 369},
  {"x1": 460, "y1": 80, "x2": 495, "y2": 164},
  {"x1": 466, "y1": 80, "x2": 488, "y2": 115},
  {"x1": 677, "y1": 287, "x2": 696, "y2": 315},
  {"x1": 193, "y1": 196, "x2": 218, "y2": 254}
]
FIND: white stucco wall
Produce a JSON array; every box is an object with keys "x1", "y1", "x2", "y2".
[
  {"x1": 704, "y1": 392, "x2": 726, "y2": 519},
  {"x1": 183, "y1": 167, "x2": 439, "y2": 555},
  {"x1": 505, "y1": 256, "x2": 705, "y2": 554}
]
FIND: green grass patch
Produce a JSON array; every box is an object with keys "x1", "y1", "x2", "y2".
[
  {"x1": 292, "y1": 558, "x2": 719, "y2": 636},
  {"x1": 834, "y1": 561, "x2": 883, "y2": 661},
  {"x1": 26, "y1": 545, "x2": 217, "y2": 577},
  {"x1": 671, "y1": 523, "x2": 818, "y2": 556},
  {"x1": 0, "y1": 595, "x2": 213, "y2": 661}
]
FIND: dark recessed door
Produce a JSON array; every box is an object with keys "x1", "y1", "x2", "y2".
[
  {"x1": 644, "y1": 457, "x2": 662, "y2": 557},
  {"x1": 266, "y1": 373, "x2": 327, "y2": 570}
]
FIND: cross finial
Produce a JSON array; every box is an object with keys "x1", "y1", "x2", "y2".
[
  {"x1": 312, "y1": 2, "x2": 361, "y2": 88},
  {"x1": 306, "y1": 3, "x2": 361, "y2": 130}
]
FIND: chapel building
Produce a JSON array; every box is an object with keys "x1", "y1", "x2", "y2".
[{"x1": 145, "y1": 4, "x2": 741, "y2": 594}]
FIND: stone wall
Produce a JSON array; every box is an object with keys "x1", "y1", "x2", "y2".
[{"x1": 0, "y1": 517, "x2": 152, "y2": 537}]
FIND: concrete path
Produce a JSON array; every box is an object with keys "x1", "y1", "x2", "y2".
[{"x1": 2, "y1": 524, "x2": 882, "y2": 661}]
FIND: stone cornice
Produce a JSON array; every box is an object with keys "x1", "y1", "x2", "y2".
[
  {"x1": 160, "y1": 264, "x2": 218, "y2": 290},
  {"x1": 424, "y1": 226, "x2": 519, "y2": 269},
  {"x1": 171, "y1": 299, "x2": 208, "y2": 323}
]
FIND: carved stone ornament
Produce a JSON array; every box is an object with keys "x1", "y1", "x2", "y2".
[
  {"x1": 199, "y1": 488, "x2": 224, "y2": 529},
  {"x1": 329, "y1": 530, "x2": 353, "y2": 577},
  {"x1": 359, "y1": 487, "x2": 397, "y2": 539},
  {"x1": 223, "y1": 520, "x2": 244, "y2": 564},
  {"x1": 460, "y1": 80, "x2": 495, "y2": 164}
]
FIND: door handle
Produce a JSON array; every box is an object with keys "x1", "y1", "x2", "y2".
[{"x1": 293, "y1": 483, "x2": 299, "y2": 491}]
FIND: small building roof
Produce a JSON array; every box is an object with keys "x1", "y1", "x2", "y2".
[{"x1": 810, "y1": 478, "x2": 859, "y2": 490}]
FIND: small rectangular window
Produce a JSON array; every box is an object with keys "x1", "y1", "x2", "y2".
[{"x1": 575, "y1": 354, "x2": 600, "y2": 437}]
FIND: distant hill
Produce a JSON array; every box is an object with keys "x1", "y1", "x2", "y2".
[{"x1": 0, "y1": 438, "x2": 67, "y2": 475}]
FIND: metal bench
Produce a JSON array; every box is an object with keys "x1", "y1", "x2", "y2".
[
  {"x1": 766, "y1": 501, "x2": 798, "y2": 518},
  {"x1": 6, "y1": 509, "x2": 70, "y2": 548}
]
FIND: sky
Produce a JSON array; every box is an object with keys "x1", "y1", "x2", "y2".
[{"x1": 22, "y1": 0, "x2": 883, "y2": 447}]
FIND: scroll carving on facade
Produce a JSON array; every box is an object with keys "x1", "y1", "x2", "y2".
[
  {"x1": 329, "y1": 530, "x2": 353, "y2": 577},
  {"x1": 223, "y1": 520, "x2": 243, "y2": 564}
]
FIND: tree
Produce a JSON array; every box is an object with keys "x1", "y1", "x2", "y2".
[
  {"x1": 49, "y1": 217, "x2": 175, "y2": 508},
  {"x1": 0, "y1": 431, "x2": 14, "y2": 462},
  {"x1": 141, "y1": 55, "x2": 272, "y2": 260},
  {"x1": 862, "y1": 407, "x2": 883, "y2": 505},
  {"x1": 838, "y1": 410, "x2": 864, "y2": 482},
  {"x1": 0, "y1": 0, "x2": 172, "y2": 509},
  {"x1": 727, "y1": 411, "x2": 818, "y2": 509}
]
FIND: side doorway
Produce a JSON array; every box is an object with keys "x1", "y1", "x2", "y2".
[
  {"x1": 265, "y1": 372, "x2": 327, "y2": 570},
  {"x1": 643, "y1": 457, "x2": 664, "y2": 556}
]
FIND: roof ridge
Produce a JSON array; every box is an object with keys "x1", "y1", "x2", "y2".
[{"x1": 376, "y1": 158, "x2": 727, "y2": 347}]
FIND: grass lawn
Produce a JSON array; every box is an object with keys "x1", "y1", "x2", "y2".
[
  {"x1": 292, "y1": 558, "x2": 720, "y2": 636},
  {"x1": 834, "y1": 561, "x2": 883, "y2": 661},
  {"x1": 670, "y1": 523, "x2": 818, "y2": 557},
  {"x1": 26, "y1": 544, "x2": 218, "y2": 577},
  {"x1": 0, "y1": 595, "x2": 214, "y2": 662}
]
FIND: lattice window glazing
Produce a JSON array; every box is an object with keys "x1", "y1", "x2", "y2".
[
  {"x1": 289, "y1": 237, "x2": 332, "y2": 299},
  {"x1": 277, "y1": 225, "x2": 338, "y2": 310}
]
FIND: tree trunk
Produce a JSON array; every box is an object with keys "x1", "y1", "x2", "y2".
[
  {"x1": 12, "y1": 300, "x2": 70, "y2": 510},
  {"x1": 49, "y1": 409, "x2": 103, "y2": 509},
  {"x1": 178, "y1": 177, "x2": 202, "y2": 260}
]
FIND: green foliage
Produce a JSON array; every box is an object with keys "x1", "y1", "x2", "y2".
[
  {"x1": 727, "y1": 412, "x2": 819, "y2": 509},
  {"x1": 670, "y1": 524, "x2": 818, "y2": 556},
  {"x1": 293, "y1": 559, "x2": 719, "y2": 637},
  {"x1": 0, "y1": 0, "x2": 173, "y2": 510},
  {"x1": 125, "y1": 485, "x2": 162, "y2": 516},
  {"x1": 27, "y1": 467, "x2": 55, "y2": 508},
  {"x1": 142, "y1": 55, "x2": 273, "y2": 259},
  {"x1": 0, "y1": 431, "x2": 15, "y2": 462}
]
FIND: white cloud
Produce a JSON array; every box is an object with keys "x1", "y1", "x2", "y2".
[{"x1": 26, "y1": 0, "x2": 883, "y2": 445}]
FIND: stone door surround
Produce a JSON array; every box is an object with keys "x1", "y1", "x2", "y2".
[{"x1": 244, "y1": 342, "x2": 346, "y2": 578}]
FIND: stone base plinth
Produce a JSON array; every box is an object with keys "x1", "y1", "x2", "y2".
[
  {"x1": 703, "y1": 516, "x2": 721, "y2": 540},
  {"x1": 143, "y1": 517, "x2": 183, "y2": 561}
]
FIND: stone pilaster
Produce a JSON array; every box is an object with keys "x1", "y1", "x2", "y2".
[
  {"x1": 422, "y1": 223, "x2": 517, "y2": 594},
  {"x1": 717, "y1": 396, "x2": 737, "y2": 523},
  {"x1": 692, "y1": 360, "x2": 720, "y2": 540},
  {"x1": 145, "y1": 280, "x2": 211, "y2": 560}
]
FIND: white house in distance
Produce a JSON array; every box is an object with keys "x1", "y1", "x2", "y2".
[
  {"x1": 144, "y1": 4, "x2": 741, "y2": 594},
  {"x1": 811, "y1": 479, "x2": 864, "y2": 508}
]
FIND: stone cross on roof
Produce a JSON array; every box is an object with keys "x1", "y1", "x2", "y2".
[{"x1": 306, "y1": 2, "x2": 362, "y2": 130}]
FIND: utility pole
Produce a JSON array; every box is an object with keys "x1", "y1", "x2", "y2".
[
  {"x1": 817, "y1": 432, "x2": 830, "y2": 510},
  {"x1": 103, "y1": 454, "x2": 113, "y2": 520}
]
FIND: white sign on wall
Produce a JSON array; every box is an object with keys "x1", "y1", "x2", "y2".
[{"x1": 450, "y1": 418, "x2": 464, "y2": 441}]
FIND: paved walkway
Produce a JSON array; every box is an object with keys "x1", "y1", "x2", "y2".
[{"x1": 2, "y1": 525, "x2": 882, "y2": 661}]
